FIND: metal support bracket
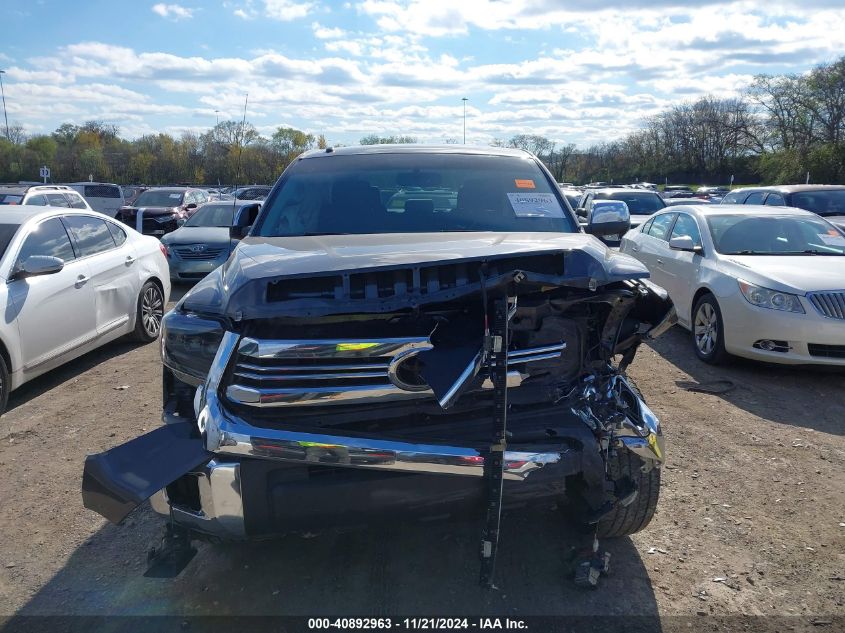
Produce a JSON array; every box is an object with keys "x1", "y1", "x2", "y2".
[{"x1": 479, "y1": 296, "x2": 510, "y2": 588}]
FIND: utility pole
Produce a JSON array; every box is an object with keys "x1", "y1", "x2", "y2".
[
  {"x1": 0, "y1": 70, "x2": 9, "y2": 141},
  {"x1": 214, "y1": 110, "x2": 220, "y2": 126},
  {"x1": 462, "y1": 97, "x2": 468, "y2": 144}
]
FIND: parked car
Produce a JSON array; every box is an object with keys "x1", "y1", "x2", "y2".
[
  {"x1": 721, "y1": 185, "x2": 845, "y2": 232},
  {"x1": 122, "y1": 186, "x2": 149, "y2": 206},
  {"x1": 115, "y1": 187, "x2": 210, "y2": 237},
  {"x1": 619, "y1": 204, "x2": 845, "y2": 365},
  {"x1": 694, "y1": 186, "x2": 729, "y2": 203},
  {"x1": 83, "y1": 146, "x2": 674, "y2": 582},
  {"x1": 0, "y1": 184, "x2": 92, "y2": 210},
  {"x1": 661, "y1": 185, "x2": 695, "y2": 199},
  {"x1": 231, "y1": 185, "x2": 271, "y2": 200},
  {"x1": 64, "y1": 182, "x2": 125, "y2": 217},
  {"x1": 576, "y1": 187, "x2": 667, "y2": 233},
  {"x1": 160, "y1": 201, "x2": 261, "y2": 282},
  {"x1": 0, "y1": 206, "x2": 170, "y2": 414},
  {"x1": 558, "y1": 187, "x2": 582, "y2": 212}
]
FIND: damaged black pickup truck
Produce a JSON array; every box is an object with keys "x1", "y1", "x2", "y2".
[{"x1": 83, "y1": 145, "x2": 675, "y2": 584}]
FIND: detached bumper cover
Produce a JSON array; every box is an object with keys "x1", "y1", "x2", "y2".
[{"x1": 81, "y1": 422, "x2": 210, "y2": 524}]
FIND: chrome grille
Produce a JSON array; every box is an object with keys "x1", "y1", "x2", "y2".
[
  {"x1": 225, "y1": 337, "x2": 566, "y2": 408},
  {"x1": 174, "y1": 245, "x2": 227, "y2": 260},
  {"x1": 807, "y1": 291, "x2": 845, "y2": 320}
]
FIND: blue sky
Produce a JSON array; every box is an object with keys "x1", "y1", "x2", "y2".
[{"x1": 2, "y1": 0, "x2": 845, "y2": 147}]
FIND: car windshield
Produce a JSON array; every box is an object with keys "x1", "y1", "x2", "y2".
[
  {"x1": 133, "y1": 190, "x2": 183, "y2": 207},
  {"x1": 790, "y1": 190, "x2": 845, "y2": 217},
  {"x1": 254, "y1": 153, "x2": 578, "y2": 236},
  {"x1": 598, "y1": 192, "x2": 665, "y2": 215},
  {"x1": 184, "y1": 204, "x2": 238, "y2": 227},
  {"x1": 0, "y1": 194, "x2": 24, "y2": 205},
  {"x1": 0, "y1": 223, "x2": 20, "y2": 259},
  {"x1": 707, "y1": 214, "x2": 845, "y2": 255}
]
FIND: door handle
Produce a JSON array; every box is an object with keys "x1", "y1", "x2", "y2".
[
  {"x1": 75, "y1": 275, "x2": 89, "y2": 288},
  {"x1": 631, "y1": 246, "x2": 639, "y2": 252},
  {"x1": 125, "y1": 255, "x2": 136, "y2": 265},
  {"x1": 656, "y1": 258, "x2": 664, "y2": 264}
]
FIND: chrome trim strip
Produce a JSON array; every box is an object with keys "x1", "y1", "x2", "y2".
[
  {"x1": 237, "y1": 361, "x2": 389, "y2": 372},
  {"x1": 508, "y1": 343, "x2": 565, "y2": 358},
  {"x1": 196, "y1": 332, "x2": 569, "y2": 481},
  {"x1": 238, "y1": 336, "x2": 433, "y2": 359},
  {"x1": 233, "y1": 370, "x2": 388, "y2": 381},
  {"x1": 807, "y1": 290, "x2": 845, "y2": 320}
]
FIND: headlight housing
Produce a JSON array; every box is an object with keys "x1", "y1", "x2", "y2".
[{"x1": 737, "y1": 280, "x2": 804, "y2": 313}]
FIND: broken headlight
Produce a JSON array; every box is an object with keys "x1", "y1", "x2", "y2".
[{"x1": 161, "y1": 309, "x2": 225, "y2": 385}]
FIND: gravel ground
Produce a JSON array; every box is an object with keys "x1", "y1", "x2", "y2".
[{"x1": 0, "y1": 289, "x2": 843, "y2": 622}]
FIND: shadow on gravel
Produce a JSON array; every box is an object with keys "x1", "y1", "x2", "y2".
[
  {"x1": 10, "y1": 504, "x2": 660, "y2": 620},
  {"x1": 648, "y1": 326, "x2": 845, "y2": 435}
]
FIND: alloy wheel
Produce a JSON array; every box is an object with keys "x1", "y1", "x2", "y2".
[
  {"x1": 694, "y1": 302, "x2": 717, "y2": 356},
  {"x1": 142, "y1": 285, "x2": 164, "y2": 338}
]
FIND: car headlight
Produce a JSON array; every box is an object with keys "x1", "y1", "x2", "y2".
[{"x1": 737, "y1": 280, "x2": 804, "y2": 313}]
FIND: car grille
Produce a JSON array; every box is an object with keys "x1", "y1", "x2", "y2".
[
  {"x1": 807, "y1": 291, "x2": 845, "y2": 320},
  {"x1": 807, "y1": 343, "x2": 845, "y2": 359},
  {"x1": 224, "y1": 336, "x2": 566, "y2": 408},
  {"x1": 174, "y1": 245, "x2": 227, "y2": 260},
  {"x1": 265, "y1": 254, "x2": 565, "y2": 302}
]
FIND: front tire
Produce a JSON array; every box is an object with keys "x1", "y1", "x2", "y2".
[
  {"x1": 133, "y1": 280, "x2": 165, "y2": 343},
  {"x1": 0, "y1": 354, "x2": 9, "y2": 416},
  {"x1": 594, "y1": 450, "x2": 661, "y2": 538},
  {"x1": 692, "y1": 293, "x2": 729, "y2": 364}
]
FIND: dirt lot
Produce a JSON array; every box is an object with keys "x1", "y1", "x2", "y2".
[{"x1": 0, "y1": 287, "x2": 843, "y2": 622}]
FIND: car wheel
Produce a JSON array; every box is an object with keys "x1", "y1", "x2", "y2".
[
  {"x1": 133, "y1": 280, "x2": 165, "y2": 343},
  {"x1": 594, "y1": 449, "x2": 661, "y2": 538},
  {"x1": 692, "y1": 293, "x2": 728, "y2": 364},
  {"x1": 0, "y1": 354, "x2": 9, "y2": 416}
]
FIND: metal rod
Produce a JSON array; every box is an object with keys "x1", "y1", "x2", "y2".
[
  {"x1": 0, "y1": 70, "x2": 9, "y2": 141},
  {"x1": 462, "y1": 97, "x2": 468, "y2": 144}
]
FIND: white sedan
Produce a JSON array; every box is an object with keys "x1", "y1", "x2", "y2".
[
  {"x1": 619, "y1": 204, "x2": 845, "y2": 365},
  {"x1": 0, "y1": 206, "x2": 171, "y2": 413}
]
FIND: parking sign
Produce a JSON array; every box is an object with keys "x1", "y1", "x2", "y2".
[{"x1": 39, "y1": 165, "x2": 50, "y2": 182}]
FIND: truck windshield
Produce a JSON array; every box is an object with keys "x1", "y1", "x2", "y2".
[{"x1": 254, "y1": 152, "x2": 577, "y2": 236}]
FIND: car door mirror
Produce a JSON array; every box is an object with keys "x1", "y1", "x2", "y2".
[
  {"x1": 184, "y1": 203, "x2": 198, "y2": 210},
  {"x1": 12, "y1": 255, "x2": 64, "y2": 280},
  {"x1": 576, "y1": 207, "x2": 587, "y2": 218},
  {"x1": 230, "y1": 202, "x2": 261, "y2": 240},
  {"x1": 669, "y1": 235, "x2": 702, "y2": 253},
  {"x1": 586, "y1": 200, "x2": 631, "y2": 239}
]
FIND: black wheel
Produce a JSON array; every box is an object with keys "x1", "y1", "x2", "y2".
[
  {"x1": 595, "y1": 449, "x2": 661, "y2": 538},
  {"x1": 691, "y1": 293, "x2": 729, "y2": 364},
  {"x1": 133, "y1": 280, "x2": 164, "y2": 343},
  {"x1": 0, "y1": 354, "x2": 9, "y2": 416}
]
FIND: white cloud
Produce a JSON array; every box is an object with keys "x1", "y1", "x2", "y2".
[
  {"x1": 263, "y1": 0, "x2": 314, "y2": 21},
  {"x1": 312, "y1": 22, "x2": 346, "y2": 39},
  {"x1": 151, "y1": 3, "x2": 194, "y2": 20}
]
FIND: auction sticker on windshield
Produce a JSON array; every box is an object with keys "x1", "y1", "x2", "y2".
[{"x1": 507, "y1": 192, "x2": 564, "y2": 218}]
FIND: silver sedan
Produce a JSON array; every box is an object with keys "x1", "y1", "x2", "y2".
[
  {"x1": 619, "y1": 204, "x2": 845, "y2": 365},
  {"x1": 0, "y1": 206, "x2": 171, "y2": 413}
]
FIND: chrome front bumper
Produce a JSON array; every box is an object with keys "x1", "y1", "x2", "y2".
[
  {"x1": 196, "y1": 332, "x2": 589, "y2": 481},
  {"x1": 150, "y1": 331, "x2": 664, "y2": 538}
]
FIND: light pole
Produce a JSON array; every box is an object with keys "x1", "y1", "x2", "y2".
[
  {"x1": 214, "y1": 110, "x2": 220, "y2": 126},
  {"x1": 0, "y1": 70, "x2": 9, "y2": 141},
  {"x1": 461, "y1": 97, "x2": 468, "y2": 144}
]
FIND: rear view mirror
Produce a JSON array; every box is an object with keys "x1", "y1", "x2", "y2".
[
  {"x1": 230, "y1": 203, "x2": 261, "y2": 240},
  {"x1": 586, "y1": 200, "x2": 631, "y2": 238},
  {"x1": 13, "y1": 255, "x2": 64, "y2": 280},
  {"x1": 669, "y1": 235, "x2": 702, "y2": 253}
]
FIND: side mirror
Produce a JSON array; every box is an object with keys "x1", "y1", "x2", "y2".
[
  {"x1": 184, "y1": 203, "x2": 198, "y2": 210},
  {"x1": 12, "y1": 255, "x2": 64, "y2": 280},
  {"x1": 230, "y1": 202, "x2": 261, "y2": 240},
  {"x1": 586, "y1": 200, "x2": 631, "y2": 239},
  {"x1": 576, "y1": 207, "x2": 587, "y2": 218},
  {"x1": 669, "y1": 235, "x2": 702, "y2": 253}
]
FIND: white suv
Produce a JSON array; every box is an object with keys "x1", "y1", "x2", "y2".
[{"x1": 0, "y1": 184, "x2": 93, "y2": 210}]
